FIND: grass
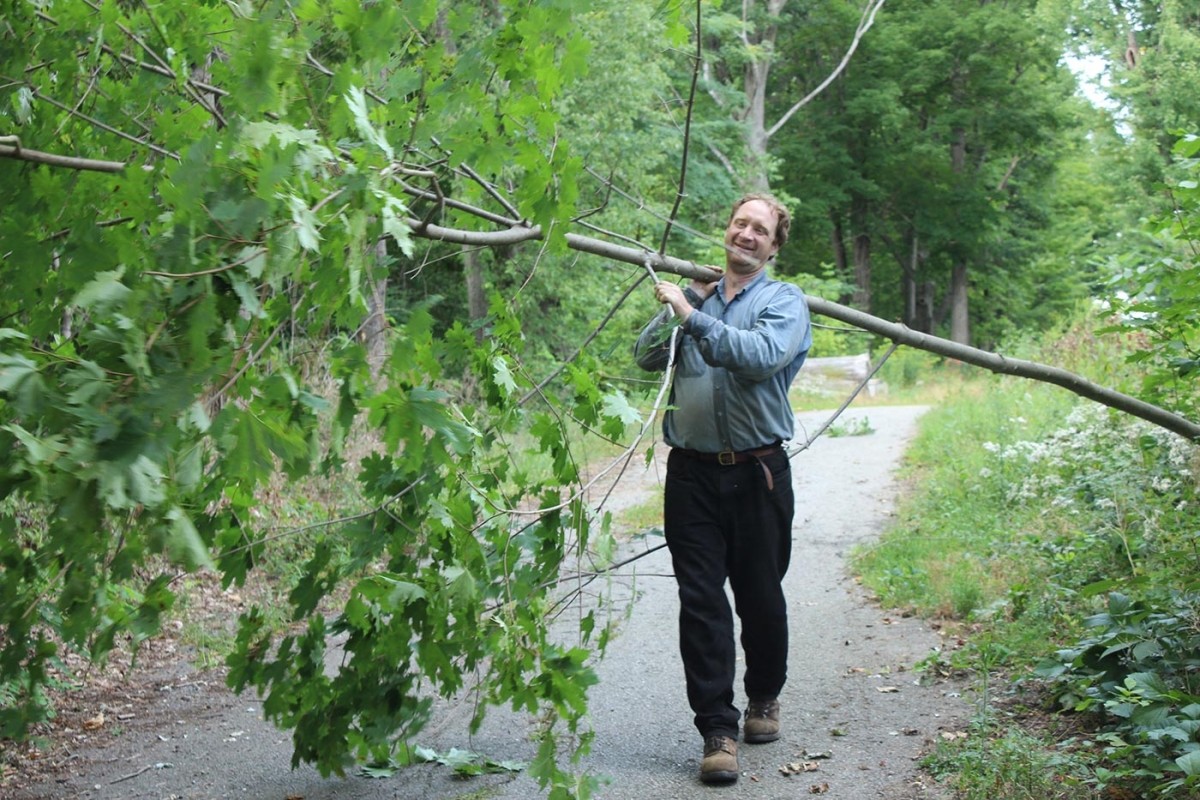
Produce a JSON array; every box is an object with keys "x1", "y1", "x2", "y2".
[
  {"x1": 923, "y1": 723, "x2": 1103, "y2": 800},
  {"x1": 850, "y1": 319, "x2": 1200, "y2": 798},
  {"x1": 613, "y1": 490, "x2": 664, "y2": 537}
]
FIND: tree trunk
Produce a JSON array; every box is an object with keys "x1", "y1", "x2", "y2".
[
  {"x1": 949, "y1": 261, "x2": 970, "y2": 344},
  {"x1": 902, "y1": 229, "x2": 918, "y2": 329},
  {"x1": 740, "y1": 0, "x2": 789, "y2": 192},
  {"x1": 364, "y1": 239, "x2": 390, "y2": 366},
  {"x1": 851, "y1": 195, "x2": 871, "y2": 311},
  {"x1": 948, "y1": 126, "x2": 970, "y2": 344},
  {"x1": 829, "y1": 211, "x2": 850, "y2": 301}
]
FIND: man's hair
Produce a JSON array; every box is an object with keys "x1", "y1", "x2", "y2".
[{"x1": 729, "y1": 193, "x2": 791, "y2": 249}]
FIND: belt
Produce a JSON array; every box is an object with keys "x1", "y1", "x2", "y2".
[
  {"x1": 674, "y1": 445, "x2": 784, "y2": 489},
  {"x1": 675, "y1": 444, "x2": 782, "y2": 465}
]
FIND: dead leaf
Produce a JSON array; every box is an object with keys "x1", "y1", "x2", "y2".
[
  {"x1": 780, "y1": 761, "x2": 822, "y2": 775},
  {"x1": 804, "y1": 750, "x2": 832, "y2": 760},
  {"x1": 876, "y1": 686, "x2": 900, "y2": 693},
  {"x1": 901, "y1": 727, "x2": 920, "y2": 736},
  {"x1": 82, "y1": 713, "x2": 105, "y2": 730},
  {"x1": 940, "y1": 730, "x2": 968, "y2": 741},
  {"x1": 810, "y1": 782, "x2": 830, "y2": 794}
]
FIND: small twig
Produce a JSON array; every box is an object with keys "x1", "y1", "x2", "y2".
[
  {"x1": 110, "y1": 762, "x2": 171, "y2": 784},
  {"x1": 790, "y1": 341, "x2": 899, "y2": 457},
  {"x1": 658, "y1": 0, "x2": 703, "y2": 255},
  {"x1": 30, "y1": 88, "x2": 178, "y2": 160}
]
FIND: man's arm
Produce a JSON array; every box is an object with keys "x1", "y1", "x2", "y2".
[
  {"x1": 685, "y1": 285, "x2": 811, "y2": 381},
  {"x1": 633, "y1": 278, "x2": 717, "y2": 371}
]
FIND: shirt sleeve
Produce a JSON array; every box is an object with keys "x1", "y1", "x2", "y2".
[
  {"x1": 684, "y1": 285, "x2": 811, "y2": 382},
  {"x1": 633, "y1": 306, "x2": 679, "y2": 372}
]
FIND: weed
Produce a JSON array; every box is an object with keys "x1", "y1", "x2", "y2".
[
  {"x1": 923, "y1": 723, "x2": 1103, "y2": 799},
  {"x1": 827, "y1": 416, "x2": 875, "y2": 437}
]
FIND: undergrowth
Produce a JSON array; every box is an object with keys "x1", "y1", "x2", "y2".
[{"x1": 853, "y1": 315, "x2": 1200, "y2": 799}]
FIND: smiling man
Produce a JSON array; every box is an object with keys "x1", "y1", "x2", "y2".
[{"x1": 634, "y1": 193, "x2": 812, "y2": 785}]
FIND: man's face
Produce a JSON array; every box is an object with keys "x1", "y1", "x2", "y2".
[{"x1": 723, "y1": 199, "x2": 780, "y2": 272}]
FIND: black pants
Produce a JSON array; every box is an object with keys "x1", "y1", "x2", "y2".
[{"x1": 663, "y1": 447, "x2": 795, "y2": 739}]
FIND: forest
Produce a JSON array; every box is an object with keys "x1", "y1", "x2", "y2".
[{"x1": 2, "y1": 0, "x2": 1199, "y2": 797}]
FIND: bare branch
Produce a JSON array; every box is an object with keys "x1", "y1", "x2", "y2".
[
  {"x1": 765, "y1": 0, "x2": 887, "y2": 141},
  {"x1": 0, "y1": 142, "x2": 126, "y2": 173},
  {"x1": 801, "y1": 296, "x2": 1200, "y2": 441},
  {"x1": 658, "y1": 0, "x2": 703, "y2": 255}
]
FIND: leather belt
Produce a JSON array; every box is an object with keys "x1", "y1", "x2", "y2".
[
  {"x1": 675, "y1": 445, "x2": 783, "y2": 489},
  {"x1": 675, "y1": 445, "x2": 783, "y2": 465}
]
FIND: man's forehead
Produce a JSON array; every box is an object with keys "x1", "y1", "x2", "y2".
[{"x1": 732, "y1": 200, "x2": 778, "y2": 226}]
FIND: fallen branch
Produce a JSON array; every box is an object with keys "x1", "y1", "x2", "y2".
[
  {"x1": 408, "y1": 218, "x2": 1200, "y2": 442},
  {"x1": 5, "y1": 136, "x2": 1194, "y2": 440}
]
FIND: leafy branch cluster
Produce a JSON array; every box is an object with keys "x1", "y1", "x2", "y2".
[{"x1": 0, "y1": 2, "x2": 682, "y2": 791}]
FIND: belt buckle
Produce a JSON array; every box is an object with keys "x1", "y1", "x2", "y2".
[{"x1": 717, "y1": 450, "x2": 736, "y2": 466}]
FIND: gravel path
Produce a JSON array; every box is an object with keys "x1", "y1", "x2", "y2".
[{"x1": 7, "y1": 404, "x2": 968, "y2": 800}]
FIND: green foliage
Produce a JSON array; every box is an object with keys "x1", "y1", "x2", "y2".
[
  {"x1": 1035, "y1": 592, "x2": 1200, "y2": 796},
  {"x1": 0, "y1": 2, "x2": 638, "y2": 790},
  {"x1": 1105, "y1": 133, "x2": 1200, "y2": 420},
  {"x1": 923, "y1": 722, "x2": 1101, "y2": 799},
  {"x1": 854, "y1": 313, "x2": 1200, "y2": 797}
]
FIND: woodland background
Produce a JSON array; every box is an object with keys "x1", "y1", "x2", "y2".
[{"x1": 2, "y1": 0, "x2": 1199, "y2": 797}]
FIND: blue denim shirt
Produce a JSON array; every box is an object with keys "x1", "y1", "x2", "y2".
[{"x1": 634, "y1": 272, "x2": 812, "y2": 453}]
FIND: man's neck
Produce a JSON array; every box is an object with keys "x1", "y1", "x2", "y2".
[{"x1": 723, "y1": 265, "x2": 765, "y2": 301}]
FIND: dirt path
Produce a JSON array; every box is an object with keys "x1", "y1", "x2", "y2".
[{"x1": 4, "y1": 404, "x2": 969, "y2": 800}]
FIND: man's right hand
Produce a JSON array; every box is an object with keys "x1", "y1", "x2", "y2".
[{"x1": 654, "y1": 282, "x2": 694, "y2": 321}]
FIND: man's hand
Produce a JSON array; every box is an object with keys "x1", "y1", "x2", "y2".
[{"x1": 654, "y1": 281, "x2": 694, "y2": 320}]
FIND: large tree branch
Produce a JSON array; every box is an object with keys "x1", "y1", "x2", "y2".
[
  {"x1": 10, "y1": 134, "x2": 1196, "y2": 441},
  {"x1": 409, "y1": 217, "x2": 1200, "y2": 441}
]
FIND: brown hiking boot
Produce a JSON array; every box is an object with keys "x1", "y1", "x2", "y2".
[
  {"x1": 700, "y1": 735, "x2": 739, "y2": 784},
  {"x1": 743, "y1": 698, "x2": 781, "y2": 743}
]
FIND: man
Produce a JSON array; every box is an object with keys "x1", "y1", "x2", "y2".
[{"x1": 633, "y1": 193, "x2": 812, "y2": 784}]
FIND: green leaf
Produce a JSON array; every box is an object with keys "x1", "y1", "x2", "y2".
[
  {"x1": 1177, "y1": 750, "x2": 1200, "y2": 776},
  {"x1": 493, "y1": 355, "x2": 518, "y2": 396},
  {"x1": 165, "y1": 506, "x2": 215, "y2": 570},
  {"x1": 378, "y1": 193, "x2": 413, "y2": 256},
  {"x1": 346, "y1": 86, "x2": 393, "y2": 160},
  {"x1": 289, "y1": 195, "x2": 321, "y2": 252},
  {"x1": 601, "y1": 389, "x2": 641, "y2": 429},
  {"x1": 72, "y1": 267, "x2": 130, "y2": 313}
]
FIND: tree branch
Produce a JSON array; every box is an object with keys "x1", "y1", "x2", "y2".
[
  {"x1": 658, "y1": 0, "x2": 703, "y2": 255},
  {"x1": 765, "y1": 0, "x2": 887, "y2": 141},
  {"x1": 407, "y1": 217, "x2": 1200, "y2": 441},
  {"x1": 0, "y1": 142, "x2": 125, "y2": 173},
  {"x1": 9, "y1": 136, "x2": 1194, "y2": 441},
  {"x1": 801, "y1": 296, "x2": 1200, "y2": 441}
]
